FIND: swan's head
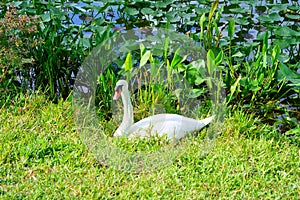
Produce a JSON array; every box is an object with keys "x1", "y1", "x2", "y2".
[{"x1": 113, "y1": 80, "x2": 128, "y2": 100}]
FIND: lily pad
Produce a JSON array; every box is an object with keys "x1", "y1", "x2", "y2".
[
  {"x1": 235, "y1": 18, "x2": 250, "y2": 26},
  {"x1": 274, "y1": 26, "x2": 300, "y2": 37},
  {"x1": 266, "y1": 4, "x2": 288, "y2": 10},
  {"x1": 124, "y1": 7, "x2": 139, "y2": 16},
  {"x1": 141, "y1": 8, "x2": 154, "y2": 15},
  {"x1": 285, "y1": 14, "x2": 300, "y2": 20},
  {"x1": 229, "y1": 7, "x2": 249, "y2": 14},
  {"x1": 258, "y1": 12, "x2": 282, "y2": 22}
]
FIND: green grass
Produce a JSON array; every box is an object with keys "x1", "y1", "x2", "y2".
[{"x1": 0, "y1": 95, "x2": 299, "y2": 199}]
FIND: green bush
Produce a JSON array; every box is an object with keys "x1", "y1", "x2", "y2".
[{"x1": 0, "y1": 6, "x2": 39, "y2": 105}]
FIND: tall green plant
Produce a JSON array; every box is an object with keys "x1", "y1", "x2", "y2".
[
  {"x1": 199, "y1": 1, "x2": 222, "y2": 52},
  {"x1": 225, "y1": 33, "x2": 285, "y2": 110}
]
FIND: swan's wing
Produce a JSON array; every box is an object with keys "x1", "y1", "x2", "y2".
[
  {"x1": 127, "y1": 116, "x2": 179, "y2": 138},
  {"x1": 127, "y1": 114, "x2": 215, "y2": 139}
]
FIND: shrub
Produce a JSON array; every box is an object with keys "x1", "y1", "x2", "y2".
[{"x1": 0, "y1": 6, "x2": 40, "y2": 105}]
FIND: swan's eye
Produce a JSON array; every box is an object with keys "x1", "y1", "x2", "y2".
[{"x1": 115, "y1": 84, "x2": 123, "y2": 92}]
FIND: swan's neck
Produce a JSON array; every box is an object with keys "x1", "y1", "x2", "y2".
[{"x1": 119, "y1": 90, "x2": 134, "y2": 132}]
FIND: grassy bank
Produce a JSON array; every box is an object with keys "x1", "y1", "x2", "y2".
[{"x1": 0, "y1": 95, "x2": 299, "y2": 199}]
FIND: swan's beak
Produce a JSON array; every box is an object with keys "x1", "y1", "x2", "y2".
[{"x1": 113, "y1": 88, "x2": 121, "y2": 100}]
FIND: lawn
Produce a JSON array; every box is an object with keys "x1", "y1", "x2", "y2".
[{"x1": 0, "y1": 95, "x2": 299, "y2": 199}]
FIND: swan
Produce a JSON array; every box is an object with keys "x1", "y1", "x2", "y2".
[{"x1": 113, "y1": 80, "x2": 215, "y2": 140}]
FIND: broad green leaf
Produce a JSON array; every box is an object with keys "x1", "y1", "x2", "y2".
[
  {"x1": 124, "y1": 7, "x2": 139, "y2": 16},
  {"x1": 274, "y1": 27, "x2": 300, "y2": 37},
  {"x1": 215, "y1": 50, "x2": 223, "y2": 65},
  {"x1": 285, "y1": 14, "x2": 300, "y2": 20},
  {"x1": 258, "y1": 12, "x2": 282, "y2": 22},
  {"x1": 155, "y1": 2, "x2": 168, "y2": 8},
  {"x1": 195, "y1": 77, "x2": 206, "y2": 85},
  {"x1": 171, "y1": 48, "x2": 187, "y2": 69},
  {"x1": 268, "y1": 4, "x2": 288, "y2": 10},
  {"x1": 190, "y1": 88, "x2": 207, "y2": 98},
  {"x1": 141, "y1": 8, "x2": 154, "y2": 15},
  {"x1": 287, "y1": 5, "x2": 299, "y2": 11},
  {"x1": 140, "y1": 51, "x2": 151, "y2": 67},
  {"x1": 228, "y1": 8, "x2": 249, "y2": 14},
  {"x1": 274, "y1": 38, "x2": 294, "y2": 49},
  {"x1": 140, "y1": 43, "x2": 145, "y2": 55},
  {"x1": 41, "y1": 13, "x2": 51, "y2": 22},
  {"x1": 278, "y1": 63, "x2": 300, "y2": 81},
  {"x1": 235, "y1": 18, "x2": 250, "y2": 26},
  {"x1": 207, "y1": 49, "x2": 215, "y2": 75},
  {"x1": 79, "y1": 38, "x2": 90, "y2": 49},
  {"x1": 123, "y1": 52, "x2": 132, "y2": 72}
]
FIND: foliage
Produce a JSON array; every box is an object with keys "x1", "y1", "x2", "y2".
[
  {"x1": 1, "y1": 0, "x2": 299, "y2": 195},
  {"x1": 191, "y1": 2, "x2": 299, "y2": 133},
  {"x1": 95, "y1": 66, "x2": 119, "y2": 120},
  {"x1": 0, "y1": 6, "x2": 39, "y2": 105},
  {"x1": 1, "y1": 0, "x2": 114, "y2": 101},
  {"x1": 0, "y1": 0, "x2": 299, "y2": 133}
]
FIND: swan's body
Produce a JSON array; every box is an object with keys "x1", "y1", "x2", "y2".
[{"x1": 113, "y1": 80, "x2": 214, "y2": 139}]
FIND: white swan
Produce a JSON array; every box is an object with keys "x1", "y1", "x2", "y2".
[{"x1": 113, "y1": 80, "x2": 215, "y2": 140}]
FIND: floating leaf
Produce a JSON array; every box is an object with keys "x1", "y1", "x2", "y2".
[
  {"x1": 228, "y1": 8, "x2": 249, "y2": 14},
  {"x1": 267, "y1": 4, "x2": 288, "y2": 10},
  {"x1": 287, "y1": 6, "x2": 299, "y2": 11},
  {"x1": 155, "y1": 2, "x2": 168, "y2": 8},
  {"x1": 285, "y1": 14, "x2": 300, "y2": 20},
  {"x1": 235, "y1": 18, "x2": 250, "y2": 26},
  {"x1": 258, "y1": 12, "x2": 282, "y2": 22},
  {"x1": 124, "y1": 7, "x2": 139, "y2": 16},
  {"x1": 257, "y1": 31, "x2": 270, "y2": 41},
  {"x1": 141, "y1": 8, "x2": 154, "y2": 15},
  {"x1": 274, "y1": 26, "x2": 300, "y2": 37}
]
